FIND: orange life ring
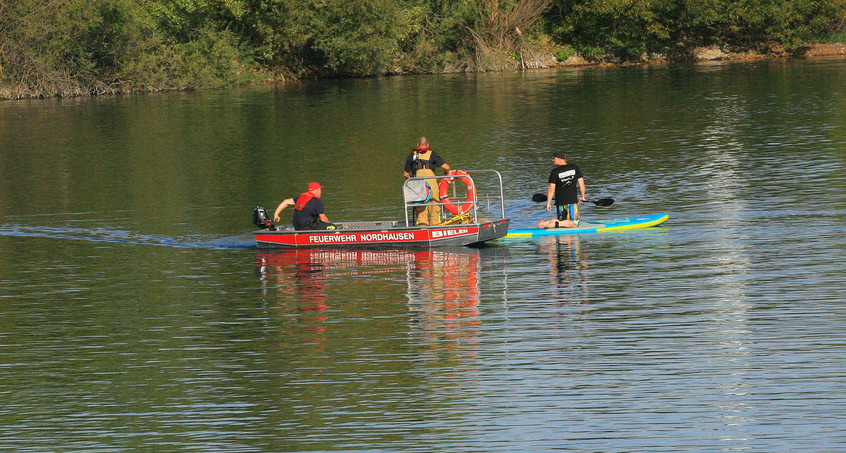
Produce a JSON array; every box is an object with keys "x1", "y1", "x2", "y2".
[{"x1": 438, "y1": 170, "x2": 476, "y2": 215}]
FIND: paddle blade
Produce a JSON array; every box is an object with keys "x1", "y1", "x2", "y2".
[
  {"x1": 592, "y1": 198, "x2": 614, "y2": 207},
  {"x1": 531, "y1": 193, "x2": 548, "y2": 203}
]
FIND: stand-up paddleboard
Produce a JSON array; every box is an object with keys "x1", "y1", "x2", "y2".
[{"x1": 504, "y1": 213, "x2": 668, "y2": 238}]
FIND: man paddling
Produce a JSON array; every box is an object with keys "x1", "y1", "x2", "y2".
[
  {"x1": 273, "y1": 181, "x2": 335, "y2": 230},
  {"x1": 538, "y1": 152, "x2": 586, "y2": 229}
]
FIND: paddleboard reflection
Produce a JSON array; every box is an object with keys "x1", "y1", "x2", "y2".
[{"x1": 538, "y1": 235, "x2": 589, "y2": 303}]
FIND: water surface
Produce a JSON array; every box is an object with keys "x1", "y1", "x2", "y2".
[{"x1": 1, "y1": 57, "x2": 845, "y2": 451}]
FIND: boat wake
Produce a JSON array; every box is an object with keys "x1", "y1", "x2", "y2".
[{"x1": 0, "y1": 224, "x2": 256, "y2": 250}]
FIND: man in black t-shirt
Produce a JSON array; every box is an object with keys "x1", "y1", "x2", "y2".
[
  {"x1": 273, "y1": 182, "x2": 335, "y2": 230},
  {"x1": 538, "y1": 152, "x2": 587, "y2": 229},
  {"x1": 403, "y1": 137, "x2": 451, "y2": 226}
]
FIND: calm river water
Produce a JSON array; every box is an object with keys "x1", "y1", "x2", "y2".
[{"x1": 1, "y1": 57, "x2": 845, "y2": 452}]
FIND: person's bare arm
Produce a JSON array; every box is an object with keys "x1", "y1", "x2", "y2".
[
  {"x1": 578, "y1": 177, "x2": 586, "y2": 202},
  {"x1": 545, "y1": 183, "x2": 555, "y2": 212},
  {"x1": 273, "y1": 198, "x2": 295, "y2": 222}
]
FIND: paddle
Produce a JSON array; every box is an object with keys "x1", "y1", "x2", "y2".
[{"x1": 531, "y1": 193, "x2": 615, "y2": 206}]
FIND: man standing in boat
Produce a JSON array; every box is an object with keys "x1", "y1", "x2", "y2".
[
  {"x1": 538, "y1": 152, "x2": 587, "y2": 229},
  {"x1": 403, "y1": 137, "x2": 451, "y2": 226},
  {"x1": 273, "y1": 181, "x2": 335, "y2": 230}
]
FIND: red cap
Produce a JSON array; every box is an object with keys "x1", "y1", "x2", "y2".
[{"x1": 308, "y1": 182, "x2": 323, "y2": 191}]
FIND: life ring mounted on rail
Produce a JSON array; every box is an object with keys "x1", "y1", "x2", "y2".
[{"x1": 438, "y1": 170, "x2": 476, "y2": 215}]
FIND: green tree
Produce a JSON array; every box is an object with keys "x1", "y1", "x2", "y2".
[
  {"x1": 286, "y1": 0, "x2": 420, "y2": 75},
  {"x1": 0, "y1": 0, "x2": 154, "y2": 96},
  {"x1": 546, "y1": 0, "x2": 675, "y2": 60},
  {"x1": 545, "y1": 0, "x2": 846, "y2": 61}
]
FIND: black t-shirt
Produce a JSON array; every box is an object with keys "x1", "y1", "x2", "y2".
[
  {"x1": 547, "y1": 164, "x2": 583, "y2": 205},
  {"x1": 405, "y1": 150, "x2": 446, "y2": 176},
  {"x1": 292, "y1": 196, "x2": 324, "y2": 229}
]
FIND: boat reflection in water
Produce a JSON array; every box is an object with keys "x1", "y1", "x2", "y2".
[
  {"x1": 403, "y1": 248, "x2": 483, "y2": 341},
  {"x1": 256, "y1": 247, "x2": 506, "y2": 348},
  {"x1": 256, "y1": 248, "x2": 415, "y2": 304},
  {"x1": 256, "y1": 249, "x2": 340, "y2": 345}
]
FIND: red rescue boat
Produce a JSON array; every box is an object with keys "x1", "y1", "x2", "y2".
[{"x1": 253, "y1": 170, "x2": 510, "y2": 249}]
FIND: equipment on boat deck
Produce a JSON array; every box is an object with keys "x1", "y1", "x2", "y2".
[{"x1": 252, "y1": 206, "x2": 276, "y2": 231}]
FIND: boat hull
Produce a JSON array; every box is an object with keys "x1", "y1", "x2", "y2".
[
  {"x1": 255, "y1": 219, "x2": 510, "y2": 249},
  {"x1": 505, "y1": 214, "x2": 668, "y2": 238}
]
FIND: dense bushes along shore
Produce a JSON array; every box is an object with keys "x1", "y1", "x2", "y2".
[{"x1": 2, "y1": 0, "x2": 845, "y2": 99}]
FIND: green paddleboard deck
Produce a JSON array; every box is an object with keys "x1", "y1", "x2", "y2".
[{"x1": 505, "y1": 214, "x2": 668, "y2": 238}]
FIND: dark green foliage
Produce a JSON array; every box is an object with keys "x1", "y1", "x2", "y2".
[
  {"x1": 545, "y1": 0, "x2": 846, "y2": 61},
  {"x1": 1, "y1": 0, "x2": 844, "y2": 98},
  {"x1": 290, "y1": 0, "x2": 420, "y2": 75},
  {"x1": 546, "y1": 0, "x2": 673, "y2": 60},
  {"x1": 0, "y1": 0, "x2": 262, "y2": 97}
]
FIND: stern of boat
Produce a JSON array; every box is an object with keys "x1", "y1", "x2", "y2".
[{"x1": 476, "y1": 218, "x2": 510, "y2": 243}]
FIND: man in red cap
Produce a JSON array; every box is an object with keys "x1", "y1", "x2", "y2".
[{"x1": 273, "y1": 181, "x2": 335, "y2": 230}]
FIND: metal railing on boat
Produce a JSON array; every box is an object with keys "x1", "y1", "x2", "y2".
[{"x1": 401, "y1": 169, "x2": 506, "y2": 227}]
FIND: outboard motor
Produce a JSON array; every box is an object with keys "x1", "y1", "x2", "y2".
[{"x1": 252, "y1": 206, "x2": 276, "y2": 230}]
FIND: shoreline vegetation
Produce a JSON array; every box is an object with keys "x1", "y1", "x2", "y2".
[{"x1": 2, "y1": 0, "x2": 845, "y2": 101}]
